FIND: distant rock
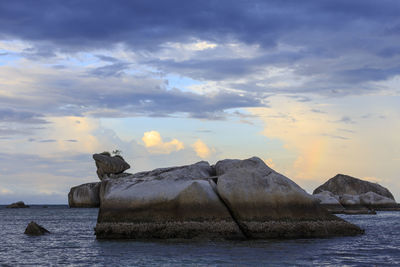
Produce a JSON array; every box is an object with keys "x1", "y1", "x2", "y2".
[
  {"x1": 313, "y1": 174, "x2": 400, "y2": 212},
  {"x1": 6, "y1": 201, "x2": 29, "y2": 208},
  {"x1": 314, "y1": 174, "x2": 394, "y2": 200},
  {"x1": 24, "y1": 221, "x2": 50, "y2": 235},
  {"x1": 68, "y1": 182, "x2": 100, "y2": 208},
  {"x1": 93, "y1": 152, "x2": 131, "y2": 180},
  {"x1": 95, "y1": 157, "x2": 364, "y2": 239}
]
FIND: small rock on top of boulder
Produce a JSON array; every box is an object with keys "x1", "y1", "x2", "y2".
[
  {"x1": 93, "y1": 152, "x2": 131, "y2": 180},
  {"x1": 24, "y1": 221, "x2": 50, "y2": 236}
]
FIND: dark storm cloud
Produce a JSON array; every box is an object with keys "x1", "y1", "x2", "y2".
[
  {"x1": 1, "y1": 0, "x2": 399, "y2": 53},
  {"x1": 0, "y1": 0, "x2": 400, "y2": 118}
]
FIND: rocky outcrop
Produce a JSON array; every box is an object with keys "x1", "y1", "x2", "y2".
[
  {"x1": 68, "y1": 152, "x2": 131, "y2": 207},
  {"x1": 313, "y1": 191, "x2": 344, "y2": 213},
  {"x1": 24, "y1": 221, "x2": 50, "y2": 235},
  {"x1": 96, "y1": 161, "x2": 243, "y2": 239},
  {"x1": 68, "y1": 182, "x2": 100, "y2": 208},
  {"x1": 313, "y1": 174, "x2": 399, "y2": 212},
  {"x1": 93, "y1": 152, "x2": 131, "y2": 180},
  {"x1": 95, "y1": 157, "x2": 363, "y2": 239},
  {"x1": 214, "y1": 157, "x2": 362, "y2": 238},
  {"x1": 6, "y1": 201, "x2": 29, "y2": 208},
  {"x1": 314, "y1": 174, "x2": 394, "y2": 199}
]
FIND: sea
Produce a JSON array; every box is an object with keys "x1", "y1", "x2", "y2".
[{"x1": 0, "y1": 206, "x2": 399, "y2": 266}]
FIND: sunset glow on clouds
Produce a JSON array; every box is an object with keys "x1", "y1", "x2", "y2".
[
  {"x1": 192, "y1": 139, "x2": 213, "y2": 159},
  {"x1": 0, "y1": 1, "x2": 399, "y2": 203},
  {"x1": 142, "y1": 131, "x2": 184, "y2": 154}
]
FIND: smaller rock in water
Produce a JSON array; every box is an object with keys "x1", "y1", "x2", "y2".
[
  {"x1": 6, "y1": 201, "x2": 29, "y2": 208},
  {"x1": 24, "y1": 221, "x2": 50, "y2": 236}
]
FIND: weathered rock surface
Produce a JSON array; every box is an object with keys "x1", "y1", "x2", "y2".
[
  {"x1": 313, "y1": 174, "x2": 399, "y2": 212},
  {"x1": 24, "y1": 221, "x2": 50, "y2": 235},
  {"x1": 6, "y1": 201, "x2": 29, "y2": 208},
  {"x1": 314, "y1": 174, "x2": 394, "y2": 200},
  {"x1": 95, "y1": 157, "x2": 363, "y2": 239},
  {"x1": 359, "y1": 191, "x2": 397, "y2": 207},
  {"x1": 96, "y1": 161, "x2": 243, "y2": 239},
  {"x1": 68, "y1": 182, "x2": 100, "y2": 208},
  {"x1": 214, "y1": 157, "x2": 362, "y2": 238},
  {"x1": 93, "y1": 152, "x2": 130, "y2": 180}
]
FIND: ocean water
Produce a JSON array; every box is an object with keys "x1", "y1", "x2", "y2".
[{"x1": 0, "y1": 206, "x2": 399, "y2": 266}]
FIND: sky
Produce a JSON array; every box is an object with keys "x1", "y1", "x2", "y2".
[{"x1": 0, "y1": 0, "x2": 399, "y2": 204}]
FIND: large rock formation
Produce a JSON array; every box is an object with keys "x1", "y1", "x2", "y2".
[
  {"x1": 313, "y1": 174, "x2": 399, "y2": 212},
  {"x1": 93, "y1": 152, "x2": 131, "y2": 180},
  {"x1": 95, "y1": 157, "x2": 363, "y2": 239},
  {"x1": 6, "y1": 201, "x2": 29, "y2": 208},
  {"x1": 96, "y1": 161, "x2": 243, "y2": 239},
  {"x1": 68, "y1": 182, "x2": 100, "y2": 208}
]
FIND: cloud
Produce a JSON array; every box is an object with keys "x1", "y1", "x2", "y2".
[
  {"x1": 248, "y1": 95, "x2": 400, "y2": 197},
  {"x1": 0, "y1": 187, "x2": 13, "y2": 195},
  {"x1": 0, "y1": 108, "x2": 48, "y2": 124},
  {"x1": 1, "y1": 1, "x2": 400, "y2": 202},
  {"x1": 0, "y1": 1, "x2": 399, "y2": 98},
  {"x1": 38, "y1": 139, "x2": 57, "y2": 143},
  {"x1": 0, "y1": 125, "x2": 202, "y2": 204},
  {"x1": 88, "y1": 62, "x2": 131, "y2": 77},
  {"x1": 337, "y1": 116, "x2": 356, "y2": 124},
  {"x1": 0, "y1": 62, "x2": 265, "y2": 121},
  {"x1": 142, "y1": 131, "x2": 184, "y2": 154},
  {"x1": 191, "y1": 139, "x2": 213, "y2": 158},
  {"x1": 248, "y1": 96, "x2": 357, "y2": 182}
]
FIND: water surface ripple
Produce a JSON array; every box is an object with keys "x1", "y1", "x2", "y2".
[{"x1": 0, "y1": 206, "x2": 399, "y2": 266}]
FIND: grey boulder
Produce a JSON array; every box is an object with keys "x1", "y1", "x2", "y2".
[
  {"x1": 215, "y1": 157, "x2": 363, "y2": 238},
  {"x1": 96, "y1": 161, "x2": 243, "y2": 239},
  {"x1": 68, "y1": 182, "x2": 100, "y2": 208},
  {"x1": 313, "y1": 174, "x2": 399, "y2": 211}
]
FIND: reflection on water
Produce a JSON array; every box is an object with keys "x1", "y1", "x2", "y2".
[{"x1": 0, "y1": 205, "x2": 399, "y2": 266}]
